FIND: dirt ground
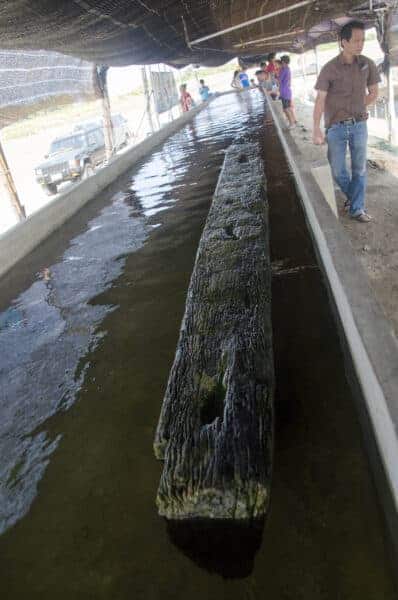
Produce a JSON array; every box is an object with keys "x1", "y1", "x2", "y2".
[{"x1": 282, "y1": 99, "x2": 398, "y2": 338}]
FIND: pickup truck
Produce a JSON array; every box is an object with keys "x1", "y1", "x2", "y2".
[{"x1": 34, "y1": 115, "x2": 130, "y2": 195}]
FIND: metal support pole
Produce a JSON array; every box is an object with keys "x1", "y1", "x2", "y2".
[
  {"x1": 177, "y1": 69, "x2": 183, "y2": 116},
  {"x1": 0, "y1": 138, "x2": 25, "y2": 222},
  {"x1": 166, "y1": 66, "x2": 174, "y2": 123},
  {"x1": 387, "y1": 61, "x2": 398, "y2": 145},
  {"x1": 314, "y1": 45, "x2": 320, "y2": 76},
  {"x1": 189, "y1": 0, "x2": 316, "y2": 45},
  {"x1": 300, "y1": 53, "x2": 307, "y2": 99},
  {"x1": 234, "y1": 28, "x2": 305, "y2": 48}
]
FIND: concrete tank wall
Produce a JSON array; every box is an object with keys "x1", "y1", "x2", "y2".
[
  {"x1": 265, "y1": 95, "x2": 398, "y2": 570},
  {"x1": 0, "y1": 98, "x2": 215, "y2": 280}
]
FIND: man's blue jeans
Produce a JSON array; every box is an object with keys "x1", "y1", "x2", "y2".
[{"x1": 326, "y1": 121, "x2": 368, "y2": 217}]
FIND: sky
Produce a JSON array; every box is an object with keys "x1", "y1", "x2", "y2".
[{"x1": 107, "y1": 64, "x2": 184, "y2": 96}]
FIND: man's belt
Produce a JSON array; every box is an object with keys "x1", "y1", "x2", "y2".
[{"x1": 337, "y1": 115, "x2": 368, "y2": 125}]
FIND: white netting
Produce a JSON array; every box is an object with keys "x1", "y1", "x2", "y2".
[{"x1": 0, "y1": 50, "x2": 95, "y2": 126}]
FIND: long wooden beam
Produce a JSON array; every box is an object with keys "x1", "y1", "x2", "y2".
[{"x1": 154, "y1": 134, "x2": 274, "y2": 520}]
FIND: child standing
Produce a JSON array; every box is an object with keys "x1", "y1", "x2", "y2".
[
  {"x1": 180, "y1": 83, "x2": 194, "y2": 112},
  {"x1": 255, "y1": 69, "x2": 267, "y2": 91},
  {"x1": 199, "y1": 79, "x2": 210, "y2": 101},
  {"x1": 279, "y1": 55, "x2": 297, "y2": 128},
  {"x1": 238, "y1": 68, "x2": 250, "y2": 89}
]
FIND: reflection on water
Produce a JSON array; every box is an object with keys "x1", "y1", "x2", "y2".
[
  {"x1": 0, "y1": 90, "x2": 395, "y2": 598},
  {"x1": 0, "y1": 91, "x2": 261, "y2": 537},
  {"x1": 167, "y1": 519, "x2": 264, "y2": 579},
  {"x1": 0, "y1": 193, "x2": 147, "y2": 534}
]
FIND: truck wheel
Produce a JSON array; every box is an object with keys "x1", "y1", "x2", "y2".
[
  {"x1": 43, "y1": 183, "x2": 57, "y2": 195},
  {"x1": 82, "y1": 164, "x2": 94, "y2": 180}
]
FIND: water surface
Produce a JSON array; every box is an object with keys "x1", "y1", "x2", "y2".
[{"x1": 0, "y1": 91, "x2": 395, "y2": 598}]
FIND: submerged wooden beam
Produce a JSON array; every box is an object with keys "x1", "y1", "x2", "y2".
[{"x1": 154, "y1": 134, "x2": 274, "y2": 520}]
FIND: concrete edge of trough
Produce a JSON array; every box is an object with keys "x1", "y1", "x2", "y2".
[
  {"x1": 265, "y1": 94, "x2": 398, "y2": 562},
  {"x1": 0, "y1": 93, "x2": 226, "y2": 281}
]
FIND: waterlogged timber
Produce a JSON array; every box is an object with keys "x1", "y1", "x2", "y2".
[
  {"x1": 0, "y1": 91, "x2": 395, "y2": 598},
  {"x1": 154, "y1": 135, "x2": 274, "y2": 520}
]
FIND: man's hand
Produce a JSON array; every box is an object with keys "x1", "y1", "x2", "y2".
[
  {"x1": 313, "y1": 90, "x2": 327, "y2": 145},
  {"x1": 312, "y1": 127, "x2": 325, "y2": 145},
  {"x1": 365, "y1": 84, "x2": 378, "y2": 107}
]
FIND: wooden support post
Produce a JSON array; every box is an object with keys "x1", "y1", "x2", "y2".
[
  {"x1": 141, "y1": 66, "x2": 155, "y2": 134},
  {"x1": 95, "y1": 65, "x2": 115, "y2": 160},
  {"x1": 387, "y1": 61, "x2": 398, "y2": 145},
  {"x1": 149, "y1": 65, "x2": 161, "y2": 130},
  {"x1": 154, "y1": 134, "x2": 274, "y2": 521},
  {"x1": 0, "y1": 138, "x2": 25, "y2": 221}
]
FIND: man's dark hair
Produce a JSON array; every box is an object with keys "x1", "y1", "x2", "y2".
[
  {"x1": 260, "y1": 61, "x2": 266, "y2": 67},
  {"x1": 281, "y1": 55, "x2": 290, "y2": 64},
  {"x1": 199, "y1": 79, "x2": 204, "y2": 84},
  {"x1": 339, "y1": 20, "x2": 365, "y2": 42},
  {"x1": 267, "y1": 52, "x2": 276, "y2": 61},
  {"x1": 255, "y1": 69, "x2": 264, "y2": 75}
]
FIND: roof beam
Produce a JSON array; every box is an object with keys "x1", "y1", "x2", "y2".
[
  {"x1": 234, "y1": 29, "x2": 305, "y2": 48},
  {"x1": 189, "y1": 0, "x2": 317, "y2": 46}
]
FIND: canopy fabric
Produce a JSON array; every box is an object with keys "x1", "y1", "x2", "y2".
[
  {"x1": 1, "y1": 1, "x2": 397, "y2": 127},
  {"x1": 0, "y1": 1, "x2": 396, "y2": 67}
]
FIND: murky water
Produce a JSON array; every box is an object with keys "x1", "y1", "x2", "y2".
[{"x1": 0, "y1": 92, "x2": 396, "y2": 598}]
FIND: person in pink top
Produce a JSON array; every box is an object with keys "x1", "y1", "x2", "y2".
[
  {"x1": 261, "y1": 54, "x2": 279, "y2": 98},
  {"x1": 180, "y1": 84, "x2": 194, "y2": 112},
  {"x1": 265, "y1": 53, "x2": 278, "y2": 78}
]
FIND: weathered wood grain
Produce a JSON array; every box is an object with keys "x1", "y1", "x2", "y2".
[{"x1": 154, "y1": 134, "x2": 274, "y2": 520}]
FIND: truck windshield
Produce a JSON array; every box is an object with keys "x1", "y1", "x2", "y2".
[{"x1": 49, "y1": 135, "x2": 85, "y2": 154}]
